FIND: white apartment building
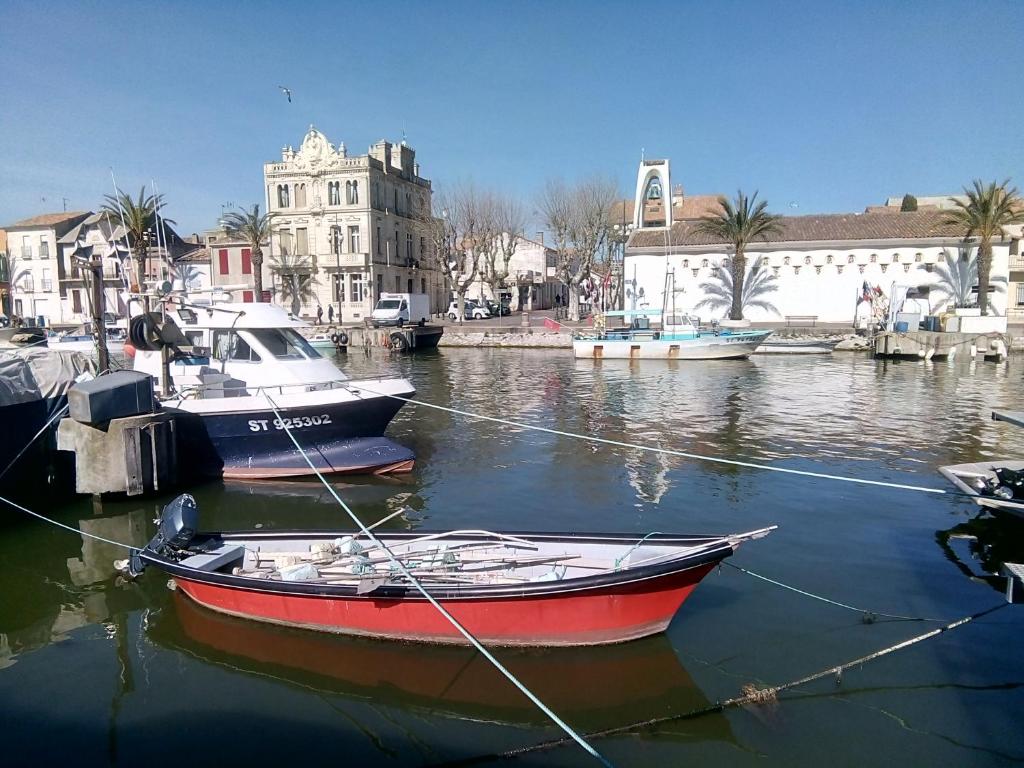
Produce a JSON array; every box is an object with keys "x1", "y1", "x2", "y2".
[
  {"x1": 263, "y1": 126, "x2": 446, "y2": 323},
  {"x1": 624, "y1": 159, "x2": 1018, "y2": 325},
  {"x1": 3, "y1": 211, "x2": 90, "y2": 326},
  {"x1": 464, "y1": 234, "x2": 561, "y2": 311}
]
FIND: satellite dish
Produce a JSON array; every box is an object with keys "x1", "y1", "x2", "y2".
[{"x1": 158, "y1": 280, "x2": 173, "y2": 296}]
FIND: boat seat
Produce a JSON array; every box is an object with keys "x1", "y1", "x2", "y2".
[{"x1": 179, "y1": 544, "x2": 246, "y2": 572}]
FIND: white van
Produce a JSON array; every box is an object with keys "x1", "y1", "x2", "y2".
[{"x1": 369, "y1": 293, "x2": 431, "y2": 327}]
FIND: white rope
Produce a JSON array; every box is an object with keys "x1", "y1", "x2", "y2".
[
  {"x1": 261, "y1": 391, "x2": 613, "y2": 768},
  {"x1": 346, "y1": 382, "x2": 952, "y2": 496}
]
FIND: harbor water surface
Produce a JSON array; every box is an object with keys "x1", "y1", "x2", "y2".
[{"x1": 2, "y1": 349, "x2": 1024, "y2": 766}]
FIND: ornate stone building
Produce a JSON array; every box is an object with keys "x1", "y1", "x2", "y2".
[{"x1": 263, "y1": 126, "x2": 446, "y2": 323}]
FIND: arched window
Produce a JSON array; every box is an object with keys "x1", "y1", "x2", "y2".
[
  {"x1": 784, "y1": 256, "x2": 790, "y2": 266},
  {"x1": 277, "y1": 184, "x2": 290, "y2": 208},
  {"x1": 352, "y1": 181, "x2": 359, "y2": 205},
  {"x1": 914, "y1": 252, "x2": 922, "y2": 262},
  {"x1": 826, "y1": 255, "x2": 833, "y2": 264},
  {"x1": 804, "y1": 255, "x2": 811, "y2": 265},
  {"x1": 294, "y1": 184, "x2": 307, "y2": 208},
  {"x1": 870, "y1": 253, "x2": 877, "y2": 263},
  {"x1": 328, "y1": 182, "x2": 340, "y2": 206},
  {"x1": 847, "y1": 254, "x2": 854, "y2": 264},
  {"x1": 682, "y1": 259, "x2": 689, "y2": 268}
]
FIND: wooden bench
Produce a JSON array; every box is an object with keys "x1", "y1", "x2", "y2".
[{"x1": 785, "y1": 315, "x2": 818, "y2": 327}]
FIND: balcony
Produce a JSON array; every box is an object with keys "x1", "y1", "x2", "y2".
[
  {"x1": 21, "y1": 247, "x2": 32, "y2": 259},
  {"x1": 40, "y1": 279, "x2": 53, "y2": 292}
]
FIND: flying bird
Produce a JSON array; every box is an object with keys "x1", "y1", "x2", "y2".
[{"x1": 278, "y1": 85, "x2": 292, "y2": 103}]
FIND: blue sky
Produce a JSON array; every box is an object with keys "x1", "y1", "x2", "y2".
[{"x1": 2, "y1": 0, "x2": 1022, "y2": 234}]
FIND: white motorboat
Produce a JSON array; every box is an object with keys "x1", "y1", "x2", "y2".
[
  {"x1": 939, "y1": 461, "x2": 1024, "y2": 519},
  {"x1": 131, "y1": 302, "x2": 414, "y2": 479},
  {"x1": 573, "y1": 310, "x2": 771, "y2": 360}
]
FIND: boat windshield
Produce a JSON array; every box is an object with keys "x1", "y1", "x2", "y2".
[
  {"x1": 377, "y1": 299, "x2": 401, "y2": 309},
  {"x1": 246, "y1": 328, "x2": 322, "y2": 360}
]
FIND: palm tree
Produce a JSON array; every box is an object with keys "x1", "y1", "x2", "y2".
[
  {"x1": 929, "y1": 246, "x2": 1006, "y2": 313},
  {"x1": 694, "y1": 256, "x2": 780, "y2": 318},
  {"x1": 220, "y1": 204, "x2": 270, "y2": 302},
  {"x1": 943, "y1": 179, "x2": 1023, "y2": 315},
  {"x1": 270, "y1": 254, "x2": 317, "y2": 316},
  {"x1": 101, "y1": 187, "x2": 173, "y2": 290},
  {"x1": 693, "y1": 191, "x2": 783, "y2": 320}
]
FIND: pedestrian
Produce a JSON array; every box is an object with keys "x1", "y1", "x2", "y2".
[
  {"x1": 328, "y1": 304, "x2": 335, "y2": 324},
  {"x1": 316, "y1": 304, "x2": 324, "y2": 325}
]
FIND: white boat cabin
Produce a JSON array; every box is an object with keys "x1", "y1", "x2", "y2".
[{"x1": 134, "y1": 302, "x2": 346, "y2": 395}]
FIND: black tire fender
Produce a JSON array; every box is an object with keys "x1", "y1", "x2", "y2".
[
  {"x1": 335, "y1": 330, "x2": 349, "y2": 346},
  {"x1": 389, "y1": 332, "x2": 410, "y2": 352}
]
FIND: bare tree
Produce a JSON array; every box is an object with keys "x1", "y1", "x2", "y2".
[
  {"x1": 481, "y1": 193, "x2": 526, "y2": 307},
  {"x1": 538, "y1": 176, "x2": 618, "y2": 321},
  {"x1": 419, "y1": 183, "x2": 489, "y2": 323}
]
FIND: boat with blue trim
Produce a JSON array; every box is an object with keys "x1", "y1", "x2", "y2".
[
  {"x1": 132, "y1": 302, "x2": 414, "y2": 479},
  {"x1": 573, "y1": 309, "x2": 771, "y2": 360}
]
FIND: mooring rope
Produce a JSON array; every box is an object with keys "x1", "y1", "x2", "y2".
[
  {"x1": 433, "y1": 601, "x2": 1009, "y2": 766},
  {"x1": 260, "y1": 391, "x2": 613, "y2": 768},
  {"x1": 344, "y1": 382, "x2": 959, "y2": 496},
  {"x1": 720, "y1": 562, "x2": 949, "y2": 623},
  {"x1": 0, "y1": 492, "x2": 134, "y2": 549}
]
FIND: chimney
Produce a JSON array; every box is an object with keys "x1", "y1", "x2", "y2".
[{"x1": 536, "y1": 231, "x2": 544, "y2": 246}]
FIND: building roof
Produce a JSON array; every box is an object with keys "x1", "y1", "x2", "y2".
[
  {"x1": 627, "y1": 209, "x2": 969, "y2": 250},
  {"x1": 176, "y1": 246, "x2": 210, "y2": 263},
  {"x1": 610, "y1": 195, "x2": 727, "y2": 228},
  {"x1": 4, "y1": 211, "x2": 90, "y2": 229}
]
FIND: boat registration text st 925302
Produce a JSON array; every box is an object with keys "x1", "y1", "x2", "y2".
[{"x1": 248, "y1": 415, "x2": 334, "y2": 432}]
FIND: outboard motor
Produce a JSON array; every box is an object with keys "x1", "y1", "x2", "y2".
[
  {"x1": 121, "y1": 494, "x2": 199, "y2": 577},
  {"x1": 993, "y1": 467, "x2": 1024, "y2": 500}
]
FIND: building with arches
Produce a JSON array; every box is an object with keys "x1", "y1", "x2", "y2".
[{"x1": 263, "y1": 126, "x2": 446, "y2": 322}]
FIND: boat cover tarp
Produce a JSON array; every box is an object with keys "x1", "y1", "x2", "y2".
[{"x1": 0, "y1": 348, "x2": 96, "y2": 410}]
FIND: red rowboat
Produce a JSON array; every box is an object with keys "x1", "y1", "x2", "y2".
[{"x1": 129, "y1": 494, "x2": 775, "y2": 647}]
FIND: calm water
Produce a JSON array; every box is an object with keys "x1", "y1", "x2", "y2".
[{"x1": 3, "y1": 349, "x2": 1024, "y2": 766}]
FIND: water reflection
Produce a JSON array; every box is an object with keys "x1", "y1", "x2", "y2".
[
  {"x1": 936, "y1": 510, "x2": 1024, "y2": 592},
  {"x1": 0, "y1": 500, "x2": 149, "y2": 668},
  {"x1": 150, "y1": 590, "x2": 733, "y2": 740}
]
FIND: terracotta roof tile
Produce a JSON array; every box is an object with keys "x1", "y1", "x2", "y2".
[
  {"x1": 627, "y1": 210, "x2": 967, "y2": 249},
  {"x1": 4, "y1": 211, "x2": 90, "y2": 229}
]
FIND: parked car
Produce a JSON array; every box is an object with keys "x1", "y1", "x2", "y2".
[
  {"x1": 447, "y1": 299, "x2": 490, "y2": 320},
  {"x1": 486, "y1": 300, "x2": 511, "y2": 316}
]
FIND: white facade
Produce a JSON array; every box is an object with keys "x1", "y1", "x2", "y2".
[
  {"x1": 464, "y1": 235, "x2": 560, "y2": 311},
  {"x1": 623, "y1": 159, "x2": 1018, "y2": 325},
  {"x1": 263, "y1": 126, "x2": 446, "y2": 324},
  {"x1": 624, "y1": 243, "x2": 1011, "y2": 325},
  {"x1": 4, "y1": 212, "x2": 89, "y2": 327}
]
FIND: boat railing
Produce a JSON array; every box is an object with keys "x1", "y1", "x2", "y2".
[{"x1": 163, "y1": 376, "x2": 393, "y2": 402}]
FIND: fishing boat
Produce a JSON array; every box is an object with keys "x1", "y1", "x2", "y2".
[
  {"x1": 132, "y1": 302, "x2": 414, "y2": 478},
  {"x1": 0, "y1": 347, "x2": 95, "y2": 492},
  {"x1": 754, "y1": 338, "x2": 841, "y2": 355},
  {"x1": 306, "y1": 329, "x2": 346, "y2": 351},
  {"x1": 48, "y1": 327, "x2": 126, "y2": 356},
  {"x1": 939, "y1": 460, "x2": 1024, "y2": 520},
  {"x1": 127, "y1": 494, "x2": 775, "y2": 646},
  {"x1": 573, "y1": 309, "x2": 771, "y2": 360}
]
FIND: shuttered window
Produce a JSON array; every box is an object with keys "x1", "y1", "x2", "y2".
[
  {"x1": 241, "y1": 248, "x2": 252, "y2": 274},
  {"x1": 218, "y1": 249, "x2": 229, "y2": 275}
]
